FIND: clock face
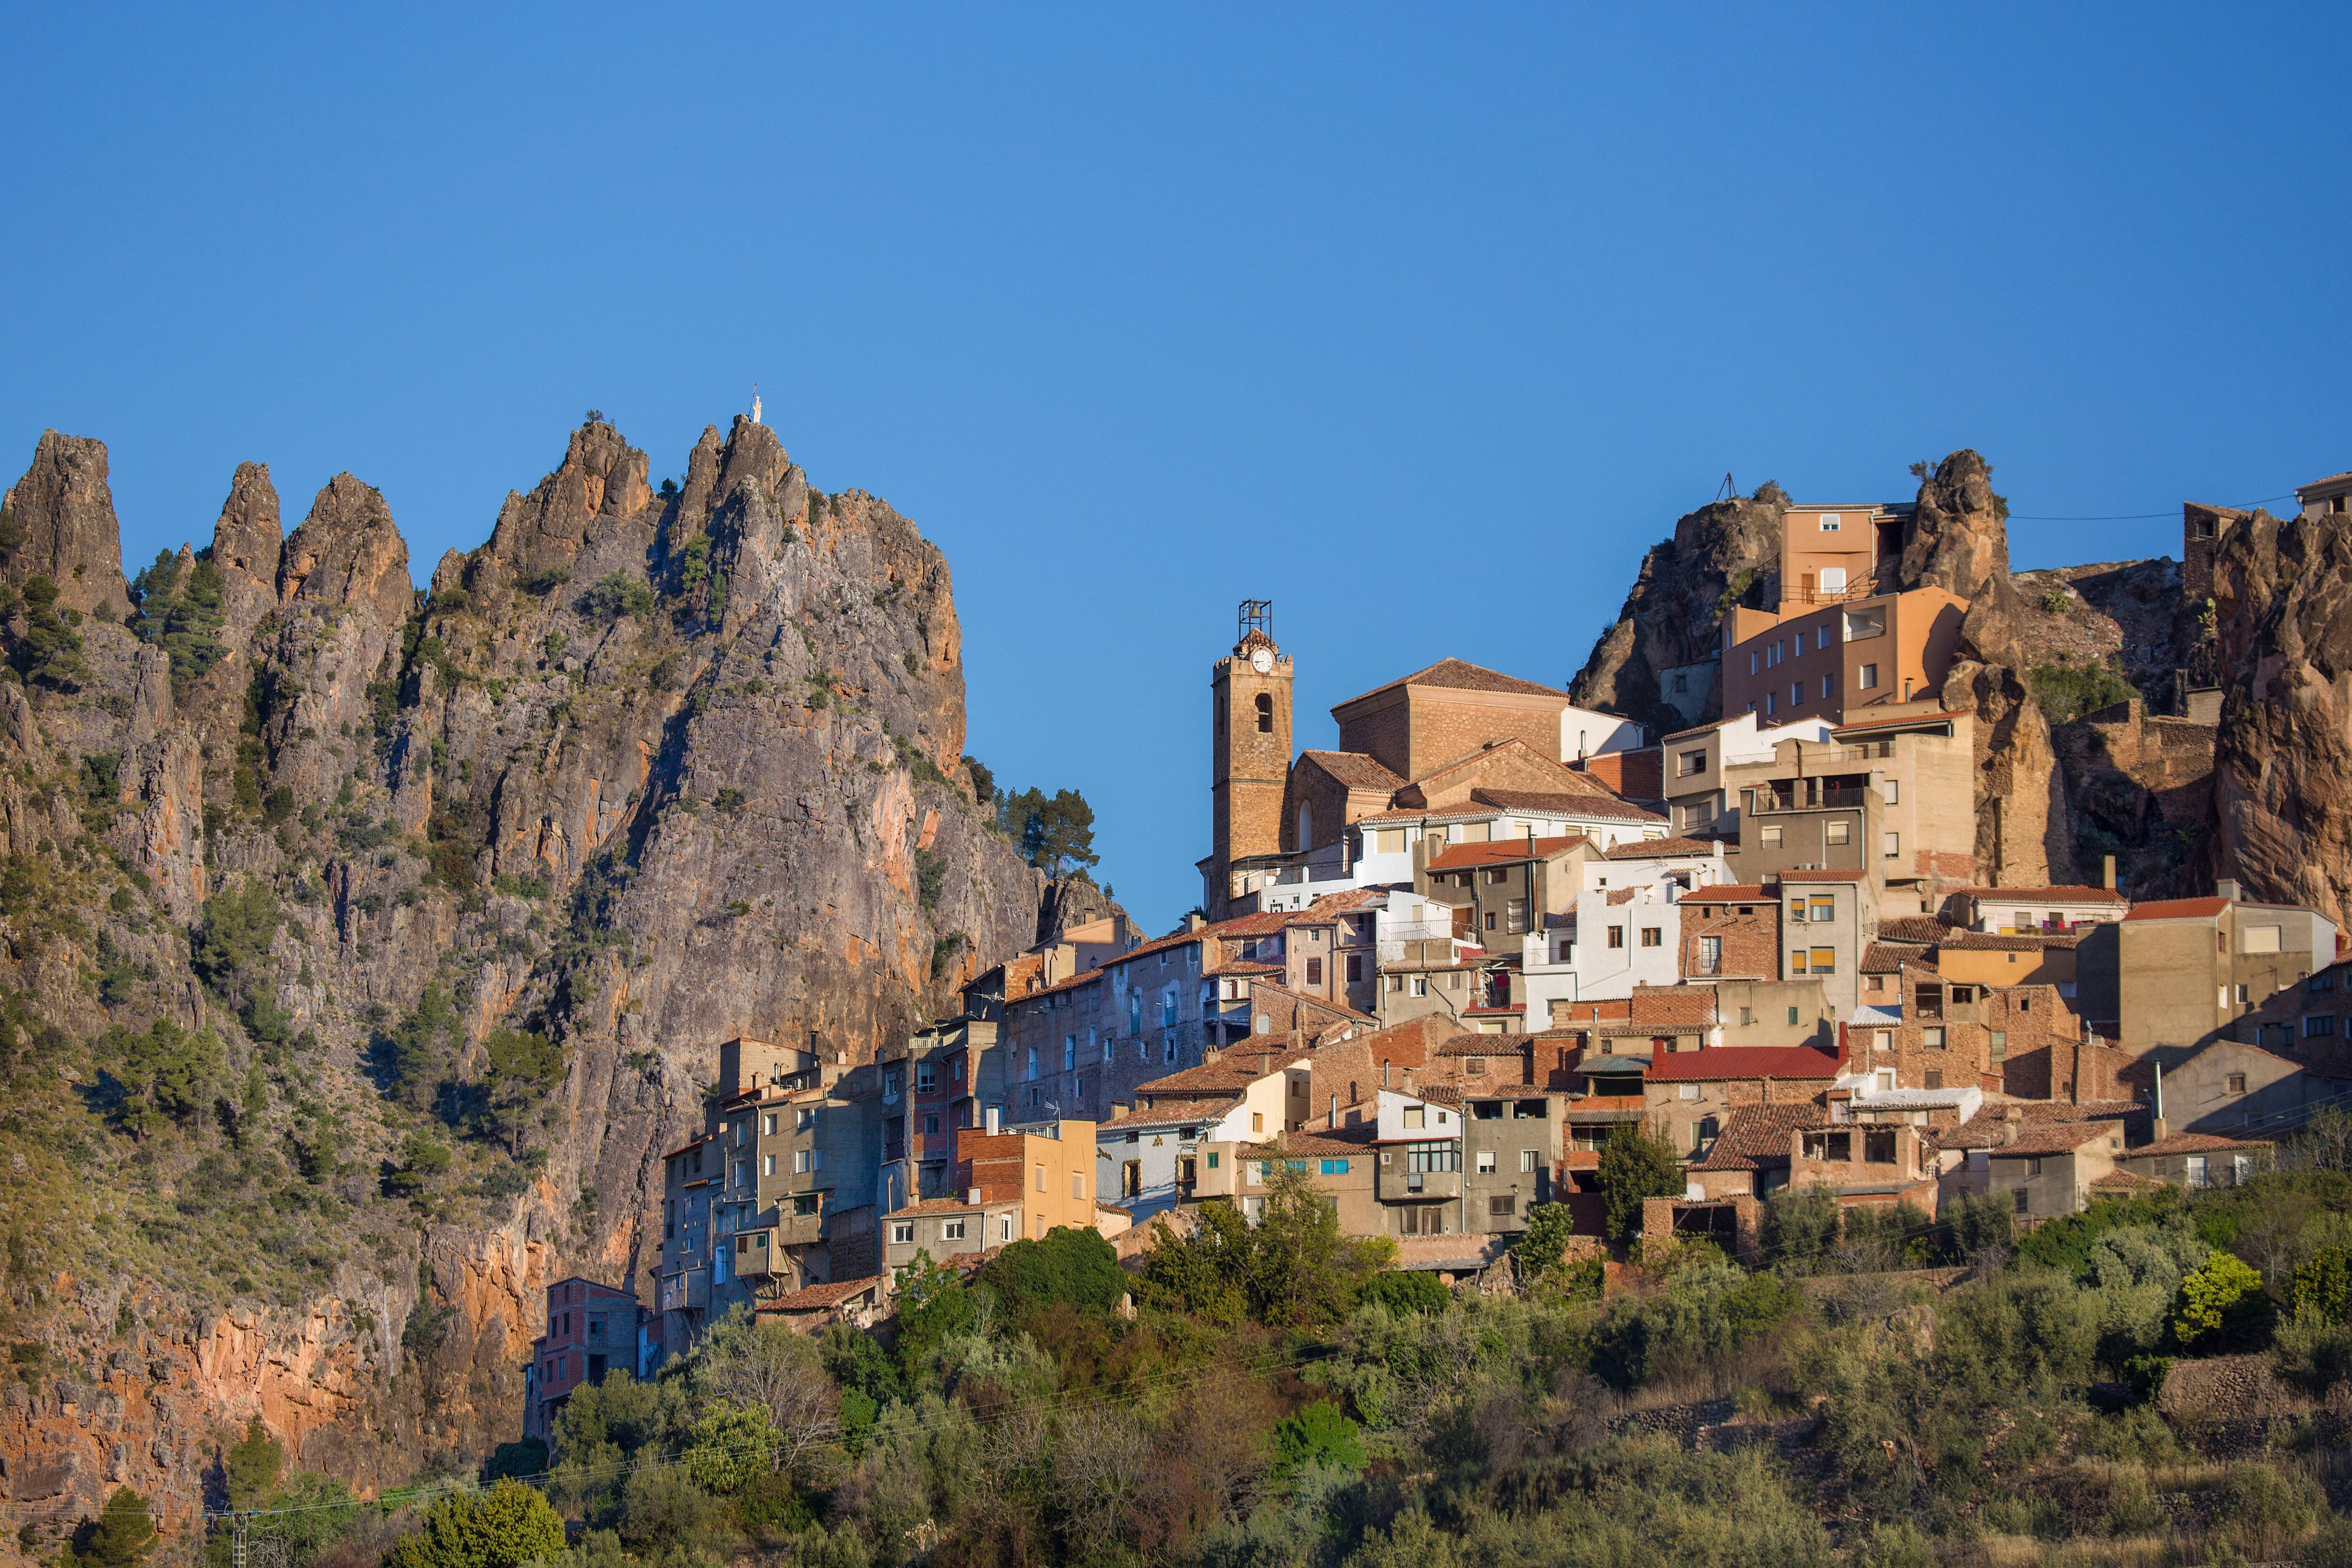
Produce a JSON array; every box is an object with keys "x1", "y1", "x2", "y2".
[{"x1": 1250, "y1": 648, "x2": 1273, "y2": 674}]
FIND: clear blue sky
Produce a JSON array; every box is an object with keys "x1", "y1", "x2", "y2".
[{"x1": 5, "y1": 4, "x2": 2348, "y2": 930}]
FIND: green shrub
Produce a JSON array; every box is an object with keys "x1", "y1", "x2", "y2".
[
  {"x1": 1597, "y1": 1121, "x2": 1684, "y2": 1242},
  {"x1": 575, "y1": 572, "x2": 655, "y2": 623},
  {"x1": 387, "y1": 1478, "x2": 564, "y2": 1568},
  {"x1": 1360, "y1": 1270, "x2": 1452, "y2": 1315},
  {"x1": 977, "y1": 1225, "x2": 1124, "y2": 1321},
  {"x1": 2028, "y1": 661, "x2": 2136, "y2": 724},
  {"x1": 2175, "y1": 1248, "x2": 2264, "y2": 1345}
]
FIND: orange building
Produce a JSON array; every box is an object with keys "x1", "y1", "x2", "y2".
[
  {"x1": 1719, "y1": 587, "x2": 1966, "y2": 727},
  {"x1": 954, "y1": 1114, "x2": 1099, "y2": 1241}
]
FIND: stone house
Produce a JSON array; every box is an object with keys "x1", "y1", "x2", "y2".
[
  {"x1": 2103, "y1": 883, "x2": 2339, "y2": 1054},
  {"x1": 2128, "y1": 1036, "x2": 2352, "y2": 1138},
  {"x1": 1933, "y1": 1106, "x2": 2137, "y2": 1222},
  {"x1": 1641, "y1": 1043, "x2": 1848, "y2": 1161}
]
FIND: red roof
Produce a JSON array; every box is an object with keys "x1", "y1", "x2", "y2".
[
  {"x1": 1680, "y1": 883, "x2": 1774, "y2": 903},
  {"x1": 1643, "y1": 1046, "x2": 1843, "y2": 1082},
  {"x1": 1424, "y1": 836, "x2": 1584, "y2": 872},
  {"x1": 1606, "y1": 837, "x2": 1723, "y2": 860},
  {"x1": 1337, "y1": 658, "x2": 1566, "y2": 709},
  {"x1": 1295, "y1": 749, "x2": 1407, "y2": 791},
  {"x1": 1778, "y1": 868, "x2": 1865, "y2": 883},
  {"x1": 2124, "y1": 898, "x2": 2230, "y2": 921}
]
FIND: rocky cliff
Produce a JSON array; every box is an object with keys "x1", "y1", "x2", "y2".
[{"x1": 0, "y1": 417, "x2": 1057, "y2": 1536}]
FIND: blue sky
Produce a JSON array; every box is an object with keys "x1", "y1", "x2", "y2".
[{"x1": 4, "y1": 4, "x2": 2348, "y2": 929}]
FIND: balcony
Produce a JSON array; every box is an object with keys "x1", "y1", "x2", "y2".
[
  {"x1": 1751, "y1": 788, "x2": 1869, "y2": 814},
  {"x1": 1377, "y1": 1165, "x2": 1462, "y2": 1202},
  {"x1": 658, "y1": 1271, "x2": 709, "y2": 1313}
]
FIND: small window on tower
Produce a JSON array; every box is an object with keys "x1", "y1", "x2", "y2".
[{"x1": 1255, "y1": 693, "x2": 1272, "y2": 733}]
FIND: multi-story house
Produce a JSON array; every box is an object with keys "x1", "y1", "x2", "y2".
[
  {"x1": 2101, "y1": 881, "x2": 2340, "y2": 1054},
  {"x1": 1094, "y1": 1043, "x2": 1313, "y2": 1217},
  {"x1": 525, "y1": 1277, "x2": 644, "y2": 1440},
  {"x1": 1956, "y1": 883, "x2": 2130, "y2": 935},
  {"x1": 1642, "y1": 1043, "x2": 1849, "y2": 1162},
  {"x1": 954, "y1": 1113, "x2": 1100, "y2": 1244},
  {"x1": 1658, "y1": 713, "x2": 1835, "y2": 840},
  {"x1": 1721, "y1": 589, "x2": 1968, "y2": 727},
  {"x1": 1775, "y1": 869, "x2": 1873, "y2": 1017}
]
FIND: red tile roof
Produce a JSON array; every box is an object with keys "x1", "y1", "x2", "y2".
[
  {"x1": 1878, "y1": 915, "x2": 1962, "y2": 943},
  {"x1": 1778, "y1": 868, "x2": 1866, "y2": 883},
  {"x1": 2124, "y1": 898, "x2": 2230, "y2": 921},
  {"x1": 1939, "y1": 931, "x2": 2081, "y2": 952},
  {"x1": 1295, "y1": 749, "x2": 1408, "y2": 791},
  {"x1": 886, "y1": 1196, "x2": 1008, "y2": 1217},
  {"x1": 1963, "y1": 885, "x2": 2129, "y2": 904},
  {"x1": 758, "y1": 1276, "x2": 885, "y2": 1313},
  {"x1": 1470, "y1": 788, "x2": 1668, "y2": 823},
  {"x1": 1691, "y1": 1102, "x2": 1824, "y2": 1171},
  {"x1": 1098, "y1": 1097, "x2": 1241, "y2": 1130},
  {"x1": 1337, "y1": 658, "x2": 1567, "y2": 709},
  {"x1": 1680, "y1": 883, "x2": 1776, "y2": 903},
  {"x1": 1862, "y1": 942, "x2": 1924, "y2": 973},
  {"x1": 2127, "y1": 1130, "x2": 2274, "y2": 1157},
  {"x1": 1643, "y1": 1046, "x2": 1842, "y2": 1082},
  {"x1": 1424, "y1": 836, "x2": 1585, "y2": 872}
]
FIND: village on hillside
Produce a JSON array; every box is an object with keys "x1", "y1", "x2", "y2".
[{"x1": 525, "y1": 474, "x2": 2352, "y2": 1438}]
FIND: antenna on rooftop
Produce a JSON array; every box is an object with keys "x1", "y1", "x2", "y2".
[{"x1": 1713, "y1": 472, "x2": 1739, "y2": 503}]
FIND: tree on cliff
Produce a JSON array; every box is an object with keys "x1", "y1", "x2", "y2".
[
  {"x1": 223, "y1": 1416, "x2": 283, "y2": 1508},
  {"x1": 998, "y1": 786, "x2": 1098, "y2": 875},
  {"x1": 71, "y1": 1488, "x2": 154, "y2": 1568}
]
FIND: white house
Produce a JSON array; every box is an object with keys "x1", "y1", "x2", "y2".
[
  {"x1": 1560, "y1": 704, "x2": 1647, "y2": 764},
  {"x1": 1518, "y1": 884, "x2": 1685, "y2": 1022}
]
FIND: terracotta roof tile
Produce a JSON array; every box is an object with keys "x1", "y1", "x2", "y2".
[
  {"x1": 1778, "y1": 868, "x2": 1866, "y2": 883},
  {"x1": 1295, "y1": 749, "x2": 1408, "y2": 791},
  {"x1": 1862, "y1": 942, "x2": 1925, "y2": 973},
  {"x1": 2128, "y1": 1130, "x2": 2274, "y2": 1157},
  {"x1": 1831, "y1": 709, "x2": 1966, "y2": 733},
  {"x1": 1691, "y1": 1102, "x2": 1821, "y2": 1171},
  {"x1": 1470, "y1": 787, "x2": 1668, "y2": 823},
  {"x1": 1424, "y1": 836, "x2": 1586, "y2": 872},
  {"x1": 1680, "y1": 883, "x2": 1777, "y2": 903},
  {"x1": 1939, "y1": 931, "x2": 2082, "y2": 952},
  {"x1": 1878, "y1": 915, "x2": 1962, "y2": 943},
  {"x1": 758, "y1": 1276, "x2": 885, "y2": 1313},
  {"x1": 2124, "y1": 898, "x2": 2230, "y2": 921},
  {"x1": 1643, "y1": 1045, "x2": 1842, "y2": 1081},
  {"x1": 1337, "y1": 658, "x2": 1567, "y2": 709},
  {"x1": 1099, "y1": 1098, "x2": 1241, "y2": 1130}
]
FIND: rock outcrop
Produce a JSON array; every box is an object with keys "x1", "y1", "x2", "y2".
[
  {"x1": 0, "y1": 418, "x2": 1055, "y2": 1532},
  {"x1": 1569, "y1": 485, "x2": 1787, "y2": 732},
  {"x1": 2200, "y1": 507, "x2": 2352, "y2": 922}
]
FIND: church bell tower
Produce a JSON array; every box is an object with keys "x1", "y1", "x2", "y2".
[{"x1": 1207, "y1": 599, "x2": 1293, "y2": 917}]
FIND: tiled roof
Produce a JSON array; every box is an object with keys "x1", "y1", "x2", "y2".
[
  {"x1": 1878, "y1": 915, "x2": 1962, "y2": 943},
  {"x1": 2090, "y1": 1170, "x2": 2171, "y2": 1193},
  {"x1": 1136, "y1": 1044, "x2": 1305, "y2": 1097},
  {"x1": 1605, "y1": 887, "x2": 1642, "y2": 905},
  {"x1": 1098, "y1": 1098, "x2": 1240, "y2": 1131},
  {"x1": 2128, "y1": 1130, "x2": 2275, "y2": 1157},
  {"x1": 1661, "y1": 716, "x2": 1739, "y2": 743},
  {"x1": 1470, "y1": 788, "x2": 1668, "y2": 823},
  {"x1": 1629, "y1": 987, "x2": 1720, "y2": 1031},
  {"x1": 1019, "y1": 966, "x2": 1106, "y2": 1002},
  {"x1": 1435, "y1": 1034, "x2": 1528, "y2": 1058},
  {"x1": 1425, "y1": 836, "x2": 1585, "y2": 872},
  {"x1": 1963, "y1": 884, "x2": 2130, "y2": 904},
  {"x1": 1352, "y1": 804, "x2": 1514, "y2": 827},
  {"x1": 1306, "y1": 887, "x2": 1395, "y2": 915},
  {"x1": 1680, "y1": 883, "x2": 1776, "y2": 903},
  {"x1": 1983, "y1": 1122, "x2": 2128, "y2": 1157},
  {"x1": 2125, "y1": 898, "x2": 2230, "y2": 921},
  {"x1": 1939, "y1": 931, "x2": 2081, "y2": 952},
  {"x1": 1862, "y1": 942, "x2": 1925, "y2": 973},
  {"x1": 1249, "y1": 1124, "x2": 1379, "y2": 1158},
  {"x1": 1338, "y1": 658, "x2": 1566, "y2": 708},
  {"x1": 1778, "y1": 868, "x2": 1865, "y2": 883},
  {"x1": 1295, "y1": 749, "x2": 1408, "y2": 791},
  {"x1": 1831, "y1": 709, "x2": 1966, "y2": 733},
  {"x1": 1644, "y1": 1046, "x2": 1842, "y2": 1081},
  {"x1": 1692, "y1": 1103, "x2": 1821, "y2": 1171},
  {"x1": 1605, "y1": 836, "x2": 1724, "y2": 860},
  {"x1": 1931, "y1": 1102, "x2": 2137, "y2": 1153},
  {"x1": 758, "y1": 1276, "x2": 885, "y2": 1313},
  {"x1": 1220, "y1": 960, "x2": 1284, "y2": 976}
]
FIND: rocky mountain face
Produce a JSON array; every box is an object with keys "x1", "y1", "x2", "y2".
[
  {"x1": 0, "y1": 418, "x2": 1059, "y2": 1529},
  {"x1": 2200, "y1": 506, "x2": 2352, "y2": 923}
]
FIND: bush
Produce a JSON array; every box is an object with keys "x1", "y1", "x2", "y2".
[
  {"x1": 2028, "y1": 661, "x2": 2136, "y2": 724},
  {"x1": 387, "y1": 1479, "x2": 564, "y2": 1568},
  {"x1": 2175, "y1": 1248, "x2": 2265, "y2": 1346},
  {"x1": 976, "y1": 1226, "x2": 1124, "y2": 1321},
  {"x1": 574, "y1": 573, "x2": 655, "y2": 623},
  {"x1": 1758, "y1": 1185, "x2": 1840, "y2": 1270},
  {"x1": 1361, "y1": 1270, "x2": 1452, "y2": 1315},
  {"x1": 1597, "y1": 1121, "x2": 1684, "y2": 1242},
  {"x1": 1271, "y1": 1400, "x2": 1364, "y2": 1476},
  {"x1": 2274, "y1": 1304, "x2": 2352, "y2": 1393}
]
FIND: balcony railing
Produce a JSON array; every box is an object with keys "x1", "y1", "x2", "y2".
[{"x1": 1750, "y1": 788, "x2": 1869, "y2": 813}]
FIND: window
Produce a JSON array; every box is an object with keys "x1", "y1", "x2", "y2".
[
  {"x1": 1034, "y1": 1165, "x2": 1048, "y2": 1193},
  {"x1": 1305, "y1": 956, "x2": 1322, "y2": 986},
  {"x1": 1858, "y1": 662, "x2": 1879, "y2": 689},
  {"x1": 1403, "y1": 1105, "x2": 1424, "y2": 1130},
  {"x1": 924, "y1": 1112, "x2": 939, "y2": 1135},
  {"x1": 1863, "y1": 1128, "x2": 1895, "y2": 1163},
  {"x1": 1640, "y1": 927, "x2": 1662, "y2": 947},
  {"x1": 1207, "y1": 1150, "x2": 1221, "y2": 1169},
  {"x1": 1883, "y1": 832, "x2": 1900, "y2": 859},
  {"x1": 1677, "y1": 1084, "x2": 1700, "y2": 1101},
  {"x1": 1791, "y1": 682, "x2": 1803, "y2": 706},
  {"x1": 2243, "y1": 924, "x2": 2283, "y2": 954},
  {"x1": 1926, "y1": 1071, "x2": 1943, "y2": 1090},
  {"x1": 1819, "y1": 514, "x2": 1842, "y2": 531},
  {"x1": 1810, "y1": 896, "x2": 1834, "y2": 921},
  {"x1": 1507, "y1": 899, "x2": 1529, "y2": 935},
  {"x1": 2226, "y1": 1073, "x2": 2248, "y2": 1094},
  {"x1": 1790, "y1": 951, "x2": 1809, "y2": 974},
  {"x1": 1476, "y1": 1149, "x2": 1497, "y2": 1173},
  {"x1": 1072, "y1": 1172, "x2": 1085, "y2": 1199},
  {"x1": 891, "y1": 1222, "x2": 914, "y2": 1245},
  {"x1": 1679, "y1": 749, "x2": 1707, "y2": 778},
  {"x1": 1405, "y1": 1140, "x2": 1460, "y2": 1172},
  {"x1": 1820, "y1": 674, "x2": 1834, "y2": 699},
  {"x1": 1761, "y1": 824, "x2": 1783, "y2": 847},
  {"x1": 1488, "y1": 1195, "x2": 1517, "y2": 1218},
  {"x1": 1749, "y1": 652, "x2": 1759, "y2": 675},
  {"x1": 1319, "y1": 1158, "x2": 1349, "y2": 1175},
  {"x1": 1766, "y1": 692, "x2": 1775, "y2": 716},
  {"x1": 794, "y1": 1150, "x2": 813, "y2": 1173},
  {"x1": 2313, "y1": 972, "x2": 2336, "y2": 994},
  {"x1": 1989, "y1": 1030, "x2": 2006, "y2": 1061},
  {"x1": 1882, "y1": 779, "x2": 1899, "y2": 805},
  {"x1": 1025, "y1": 1047, "x2": 1038, "y2": 1081},
  {"x1": 2308, "y1": 1015, "x2": 2337, "y2": 1037},
  {"x1": 794, "y1": 1193, "x2": 818, "y2": 1216},
  {"x1": 942, "y1": 1218, "x2": 967, "y2": 1241},
  {"x1": 1254, "y1": 693, "x2": 1272, "y2": 733},
  {"x1": 1787, "y1": 1005, "x2": 1800, "y2": 1026},
  {"x1": 1411, "y1": 975, "x2": 1428, "y2": 997},
  {"x1": 1826, "y1": 820, "x2": 1850, "y2": 845},
  {"x1": 1064, "y1": 1035, "x2": 1076, "y2": 1069},
  {"x1": 1608, "y1": 925, "x2": 1625, "y2": 949},
  {"x1": 1923, "y1": 1027, "x2": 1945, "y2": 1048},
  {"x1": 762, "y1": 1154, "x2": 776, "y2": 1176},
  {"x1": 1484, "y1": 911, "x2": 1497, "y2": 932},
  {"x1": 2186, "y1": 1155, "x2": 2209, "y2": 1188},
  {"x1": 1000, "y1": 1215, "x2": 1016, "y2": 1242},
  {"x1": 762, "y1": 1113, "x2": 777, "y2": 1135},
  {"x1": 2013, "y1": 1188, "x2": 2030, "y2": 1215},
  {"x1": 1696, "y1": 935, "x2": 1722, "y2": 974},
  {"x1": 1376, "y1": 828, "x2": 1405, "y2": 854},
  {"x1": 1346, "y1": 954, "x2": 1363, "y2": 981}
]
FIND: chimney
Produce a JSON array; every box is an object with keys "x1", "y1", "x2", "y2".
[
  {"x1": 2217, "y1": 878, "x2": 2241, "y2": 902},
  {"x1": 985, "y1": 1106, "x2": 1000, "y2": 1136},
  {"x1": 2103, "y1": 854, "x2": 2116, "y2": 892},
  {"x1": 1186, "y1": 911, "x2": 1205, "y2": 932}
]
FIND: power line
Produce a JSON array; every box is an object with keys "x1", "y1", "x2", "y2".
[{"x1": 2008, "y1": 493, "x2": 2296, "y2": 521}]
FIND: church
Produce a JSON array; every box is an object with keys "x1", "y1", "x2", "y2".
[{"x1": 1196, "y1": 602, "x2": 1668, "y2": 919}]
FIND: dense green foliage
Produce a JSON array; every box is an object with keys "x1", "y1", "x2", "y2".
[
  {"x1": 2029, "y1": 659, "x2": 2138, "y2": 724},
  {"x1": 127, "y1": 547, "x2": 227, "y2": 683},
  {"x1": 995, "y1": 785, "x2": 1099, "y2": 874},
  {"x1": 1595, "y1": 1120, "x2": 1683, "y2": 1241},
  {"x1": 385, "y1": 1480, "x2": 564, "y2": 1568}
]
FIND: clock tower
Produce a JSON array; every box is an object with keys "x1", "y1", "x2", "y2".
[{"x1": 1206, "y1": 599, "x2": 1293, "y2": 917}]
